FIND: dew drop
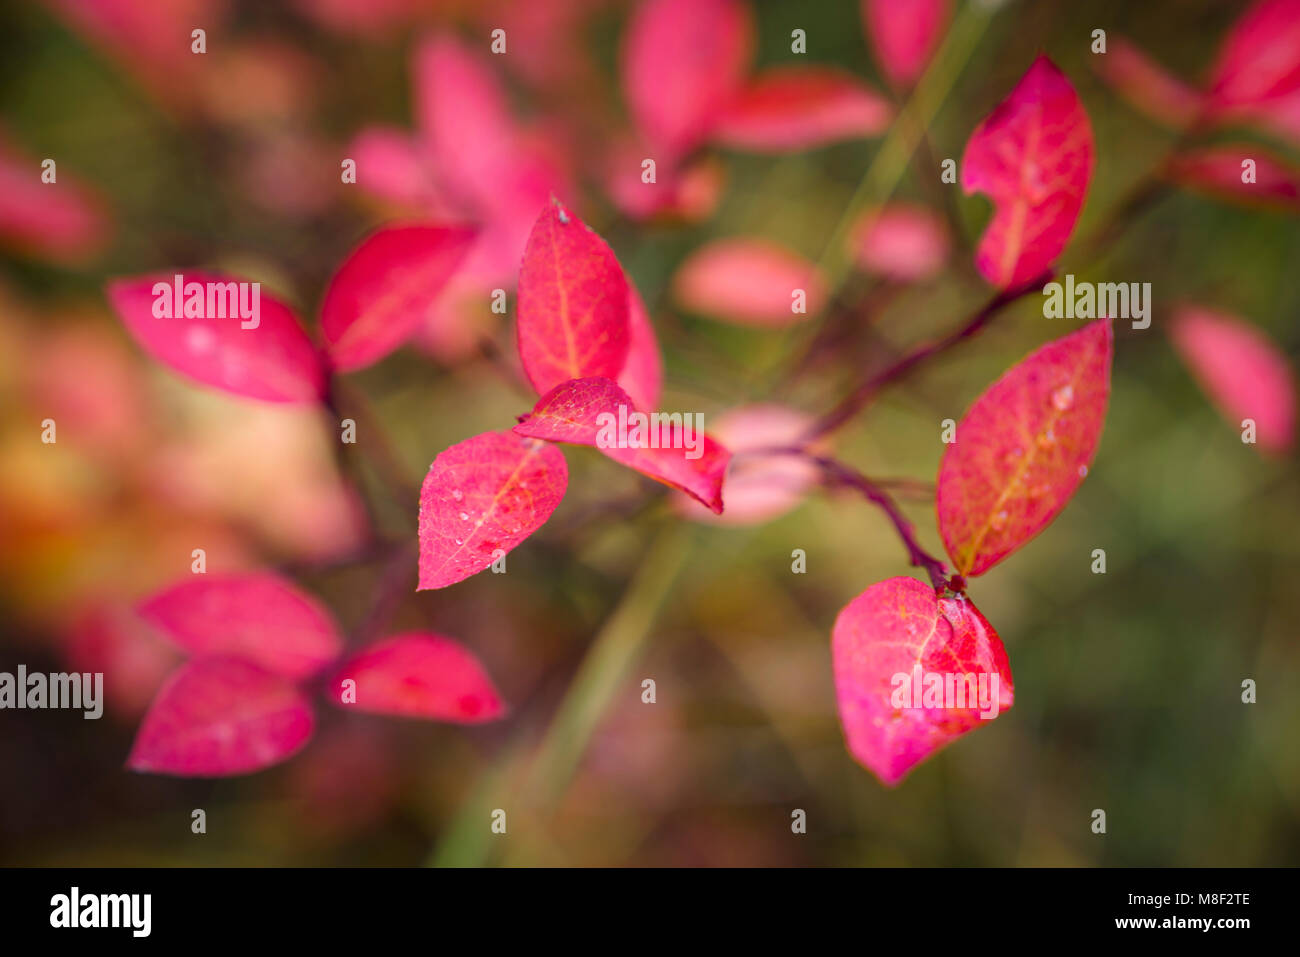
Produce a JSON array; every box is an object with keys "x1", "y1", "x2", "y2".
[
  {"x1": 459, "y1": 512, "x2": 469, "y2": 521},
  {"x1": 454, "y1": 538, "x2": 462, "y2": 545},
  {"x1": 990, "y1": 510, "x2": 1009, "y2": 531},
  {"x1": 451, "y1": 489, "x2": 463, "y2": 501},
  {"x1": 1037, "y1": 429, "x2": 1057, "y2": 450},
  {"x1": 1051, "y1": 384, "x2": 1074, "y2": 411},
  {"x1": 1078, "y1": 465, "x2": 1089, "y2": 478}
]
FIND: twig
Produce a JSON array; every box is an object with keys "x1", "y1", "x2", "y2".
[{"x1": 801, "y1": 270, "x2": 1052, "y2": 442}]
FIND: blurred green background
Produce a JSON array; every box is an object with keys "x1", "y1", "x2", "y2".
[{"x1": 0, "y1": 0, "x2": 1297, "y2": 866}]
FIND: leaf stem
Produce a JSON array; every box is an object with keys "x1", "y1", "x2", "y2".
[{"x1": 801, "y1": 269, "x2": 1051, "y2": 442}]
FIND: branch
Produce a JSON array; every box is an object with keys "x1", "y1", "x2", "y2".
[
  {"x1": 801, "y1": 269, "x2": 1052, "y2": 442},
  {"x1": 744, "y1": 447, "x2": 952, "y2": 591}
]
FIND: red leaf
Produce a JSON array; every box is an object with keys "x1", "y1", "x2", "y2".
[
  {"x1": 320, "y1": 223, "x2": 476, "y2": 371},
  {"x1": 1165, "y1": 146, "x2": 1300, "y2": 213},
  {"x1": 127, "y1": 657, "x2": 315, "y2": 777},
  {"x1": 672, "y1": 238, "x2": 826, "y2": 327},
  {"x1": 106, "y1": 271, "x2": 327, "y2": 403},
  {"x1": 1170, "y1": 307, "x2": 1296, "y2": 454},
  {"x1": 961, "y1": 56, "x2": 1094, "y2": 290},
  {"x1": 621, "y1": 0, "x2": 753, "y2": 161},
  {"x1": 605, "y1": 143, "x2": 724, "y2": 222},
  {"x1": 0, "y1": 134, "x2": 109, "y2": 263},
  {"x1": 711, "y1": 66, "x2": 892, "y2": 152},
  {"x1": 136, "y1": 572, "x2": 344, "y2": 680},
  {"x1": 417, "y1": 430, "x2": 568, "y2": 589},
  {"x1": 414, "y1": 33, "x2": 520, "y2": 214},
  {"x1": 617, "y1": 280, "x2": 663, "y2": 412},
  {"x1": 516, "y1": 199, "x2": 631, "y2": 395},
  {"x1": 327, "y1": 632, "x2": 506, "y2": 722},
  {"x1": 1206, "y1": 0, "x2": 1300, "y2": 112},
  {"x1": 862, "y1": 0, "x2": 950, "y2": 89},
  {"x1": 850, "y1": 203, "x2": 950, "y2": 282},
  {"x1": 832, "y1": 576, "x2": 1014, "y2": 786},
  {"x1": 937, "y1": 319, "x2": 1113, "y2": 577},
  {"x1": 1090, "y1": 37, "x2": 1202, "y2": 129},
  {"x1": 514, "y1": 376, "x2": 731, "y2": 513},
  {"x1": 344, "y1": 126, "x2": 445, "y2": 210}
]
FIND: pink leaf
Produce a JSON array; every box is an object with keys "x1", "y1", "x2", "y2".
[
  {"x1": 617, "y1": 280, "x2": 663, "y2": 412},
  {"x1": 675, "y1": 405, "x2": 821, "y2": 525},
  {"x1": 513, "y1": 376, "x2": 731, "y2": 513},
  {"x1": 850, "y1": 203, "x2": 950, "y2": 282},
  {"x1": 1170, "y1": 307, "x2": 1296, "y2": 454},
  {"x1": 1164, "y1": 146, "x2": 1300, "y2": 213},
  {"x1": 1206, "y1": 0, "x2": 1300, "y2": 112},
  {"x1": 862, "y1": 0, "x2": 950, "y2": 89},
  {"x1": 961, "y1": 55, "x2": 1095, "y2": 290},
  {"x1": 832, "y1": 576, "x2": 1014, "y2": 786},
  {"x1": 327, "y1": 632, "x2": 506, "y2": 722},
  {"x1": 417, "y1": 430, "x2": 569, "y2": 589},
  {"x1": 0, "y1": 134, "x2": 109, "y2": 262},
  {"x1": 516, "y1": 199, "x2": 631, "y2": 395},
  {"x1": 414, "y1": 34, "x2": 519, "y2": 214},
  {"x1": 1090, "y1": 37, "x2": 1202, "y2": 128},
  {"x1": 711, "y1": 66, "x2": 892, "y2": 152},
  {"x1": 621, "y1": 0, "x2": 753, "y2": 162},
  {"x1": 127, "y1": 657, "x2": 315, "y2": 777},
  {"x1": 106, "y1": 271, "x2": 327, "y2": 403},
  {"x1": 345, "y1": 126, "x2": 448, "y2": 210},
  {"x1": 673, "y1": 238, "x2": 826, "y2": 327},
  {"x1": 320, "y1": 223, "x2": 476, "y2": 371},
  {"x1": 937, "y1": 318, "x2": 1113, "y2": 577},
  {"x1": 136, "y1": 572, "x2": 344, "y2": 680}
]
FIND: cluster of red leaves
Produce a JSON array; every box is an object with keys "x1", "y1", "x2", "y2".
[
  {"x1": 92, "y1": 0, "x2": 1297, "y2": 787},
  {"x1": 127, "y1": 573, "x2": 503, "y2": 776}
]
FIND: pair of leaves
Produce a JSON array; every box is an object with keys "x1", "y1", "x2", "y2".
[
  {"x1": 129, "y1": 573, "x2": 505, "y2": 776},
  {"x1": 418, "y1": 201, "x2": 728, "y2": 590},
  {"x1": 835, "y1": 319, "x2": 1113, "y2": 785},
  {"x1": 106, "y1": 222, "x2": 477, "y2": 402},
  {"x1": 1093, "y1": 1, "x2": 1300, "y2": 206},
  {"x1": 620, "y1": 0, "x2": 891, "y2": 168}
]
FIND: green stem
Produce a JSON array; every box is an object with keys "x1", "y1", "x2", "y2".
[{"x1": 427, "y1": 523, "x2": 691, "y2": 866}]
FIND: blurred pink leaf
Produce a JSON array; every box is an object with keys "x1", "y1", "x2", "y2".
[
  {"x1": 513, "y1": 376, "x2": 731, "y2": 513},
  {"x1": 346, "y1": 126, "x2": 453, "y2": 211},
  {"x1": 617, "y1": 281, "x2": 663, "y2": 412},
  {"x1": 328, "y1": 632, "x2": 506, "y2": 722},
  {"x1": 673, "y1": 238, "x2": 826, "y2": 326},
  {"x1": 106, "y1": 271, "x2": 327, "y2": 403},
  {"x1": 675, "y1": 405, "x2": 821, "y2": 525},
  {"x1": 320, "y1": 223, "x2": 477, "y2": 371},
  {"x1": 415, "y1": 34, "x2": 519, "y2": 213},
  {"x1": 0, "y1": 135, "x2": 109, "y2": 263},
  {"x1": 621, "y1": 0, "x2": 754, "y2": 162},
  {"x1": 41, "y1": 0, "x2": 229, "y2": 110},
  {"x1": 127, "y1": 657, "x2": 315, "y2": 777},
  {"x1": 862, "y1": 0, "x2": 950, "y2": 89},
  {"x1": 937, "y1": 319, "x2": 1113, "y2": 578},
  {"x1": 516, "y1": 199, "x2": 631, "y2": 394},
  {"x1": 417, "y1": 430, "x2": 569, "y2": 589},
  {"x1": 832, "y1": 576, "x2": 1014, "y2": 786},
  {"x1": 1164, "y1": 145, "x2": 1300, "y2": 213},
  {"x1": 961, "y1": 55, "x2": 1094, "y2": 290},
  {"x1": 712, "y1": 66, "x2": 892, "y2": 152},
  {"x1": 1170, "y1": 307, "x2": 1296, "y2": 454},
  {"x1": 1205, "y1": 0, "x2": 1300, "y2": 112},
  {"x1": 137, "y1": 572, "x2": 344, "y2": 680},
  {"x1": 850, "y1": 203, "x2": 950, "y2": 282},
  {"x1": 1090, "y1": 36, "x2": 1203, "y2": 128},
  {"x1": 605, "y1": 143, "x2": 725, "y2": 222}
]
